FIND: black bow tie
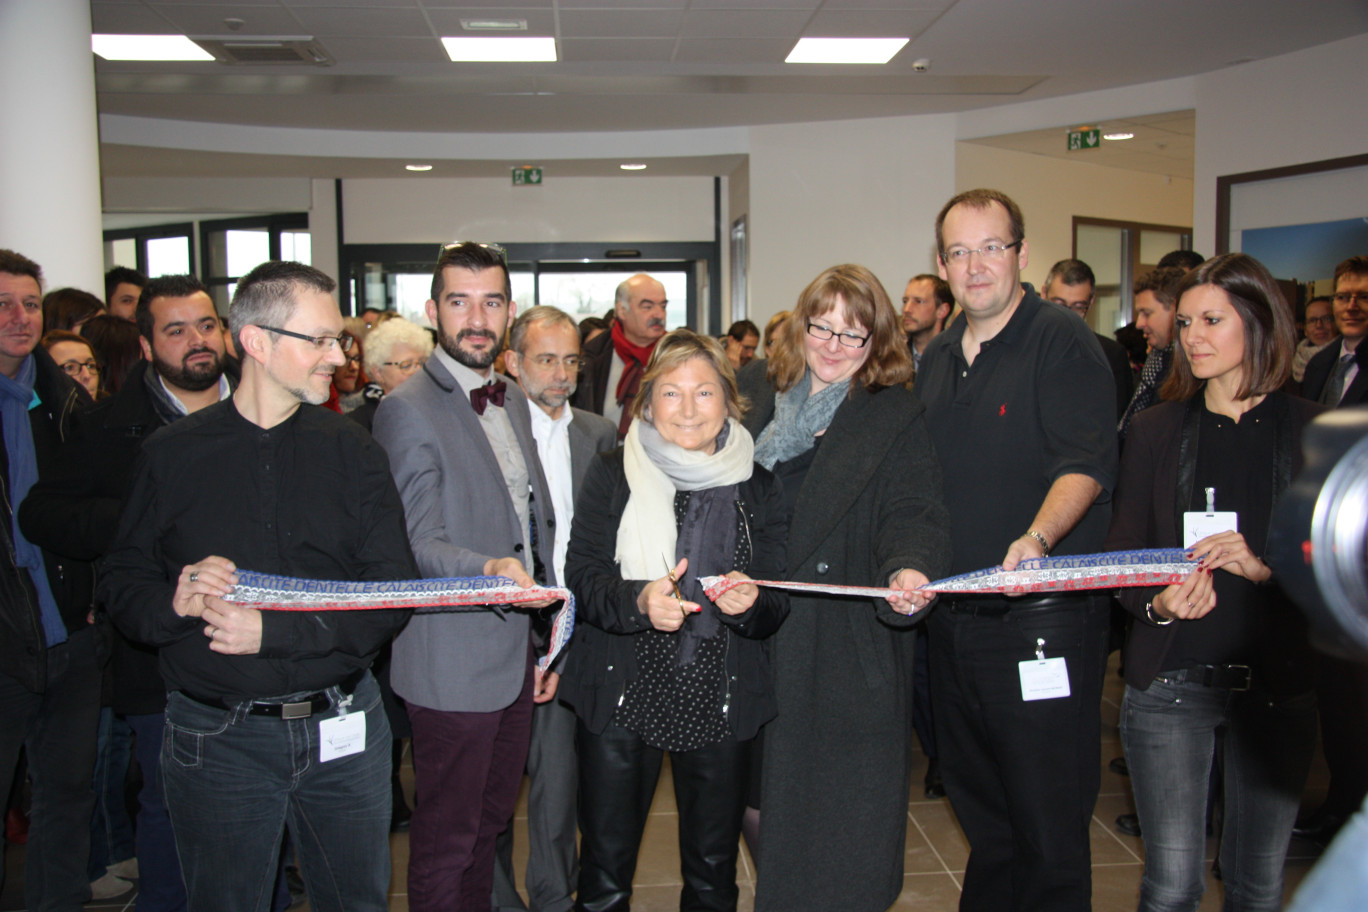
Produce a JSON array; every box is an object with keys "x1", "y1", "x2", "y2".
[{"x1": 470, "y1": 381, "x2": 507, "y2": 415}]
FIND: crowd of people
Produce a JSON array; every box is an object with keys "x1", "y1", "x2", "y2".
[{"x1": 1, "y1": 185, "x2": 1365, "y2": 912}]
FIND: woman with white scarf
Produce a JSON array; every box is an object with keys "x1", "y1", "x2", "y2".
[{"x1": 561, "y1": 329, "x2": 789, "y2": 912}]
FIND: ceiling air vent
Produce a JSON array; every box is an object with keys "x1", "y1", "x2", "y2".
[{"x1": 192, "y1": 36, "x2": 334, "y2": 66}]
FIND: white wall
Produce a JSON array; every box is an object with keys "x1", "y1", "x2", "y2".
[
  {"x1": 340, "y1": 176, "x2": 715, "y2": 245},
  {"x1": 746, "y1": 113, "x2": 957, "y2": 326},
  {"x1": 954, "y1": 143, "x2": 1195, "y2": 289},
  {"x1": 1194, "y1": 32, "x2": 1368, "y2": 255}
]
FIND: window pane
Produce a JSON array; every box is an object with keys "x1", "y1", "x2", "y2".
[
  {"x1": 225, "y1": 229, "x2": 270, "y2": 277},
  {"x1": 1139, "y1": 230, "x2": 1184, "y2": 269},
  {"x1": 538, "y1": 271, "x2": 688, "y2": 330},
  {"x1": 281, "y1": 231, "x2": 312, "y2": 265},
  {"x1": 146, "y1": 236, "x2": 190, "y2": 277}
]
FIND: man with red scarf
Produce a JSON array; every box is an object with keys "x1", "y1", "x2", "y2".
[{"x1": 573, "y1": 273, "x2": 668, "y2": 439}]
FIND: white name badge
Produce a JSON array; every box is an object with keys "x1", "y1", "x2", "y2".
[
  {"x1": 1183, "y1": 512, "x2": 1238, "y2": 548},
  {"x1": 1019, "y1": 657, "x2": 1071, "y2": 701},
  {"x1": 319, "y1": 711, "x2": 366, "y2": 763}
]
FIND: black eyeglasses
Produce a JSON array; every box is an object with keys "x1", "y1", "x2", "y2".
[
  {"x1": 257, "y1": 326, "x2": 354, "y2": 352},
  {"x1": 59, "y1": 359, "x2": 100, "y2": 377},
  {"x1": 1333, "y1": 292, "x2": 1368, "y2": 306},
  {"x1": 806, "y1": 321, "x2": 870, "y2": 349},
  {"x1": 437, "y1": 241, "x2": 508, "y2": 263}
]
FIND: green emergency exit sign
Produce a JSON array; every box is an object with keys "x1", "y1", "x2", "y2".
[
  {"x1": 512, "y1": 166, "x2": 543, "y2": 186},
  {"x1": 1068, "y1": 128, "x2": 1100, "y2": 151}
]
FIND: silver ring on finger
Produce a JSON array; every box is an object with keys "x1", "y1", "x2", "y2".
[
  {"x1": 1187, "y1": 600, "x2": 1194, "y2": 609},
  {"x1": 189, "y1": 571, "x2": 200, "y2": 583}
]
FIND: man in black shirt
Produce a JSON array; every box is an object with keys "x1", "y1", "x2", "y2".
[
  {"x1": 99, "y1": 261, "x2": 416, "y2": 912},
  {"x1": 915, "y1": 190, "x2": 1117, "y2": 912}
]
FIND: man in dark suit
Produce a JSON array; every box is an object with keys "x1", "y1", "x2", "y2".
[
  {"x1": 1292, "y1": 255, "x2": 1368, "y2": 849},
  {"x1": 371, "y1": 242, "x2": 558, "y2": 912},
  {"x1": 496, "y1": 305, "x2": 616, "y2": 912},
  {"x1": 1302, "y1": 256, "x2": 1368, "y2": 407},
  {"x1": 572, "y1": 273, "x2": 668, "y2": 440},
  {"x1": 1043, "y1": 258, "x2": 1134, "y2": 421}
]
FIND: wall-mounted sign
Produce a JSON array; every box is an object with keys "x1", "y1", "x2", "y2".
[
  {"x1": 512, "y1": 166, "x2": 543, "y2": 186},
  {"x1": 1067, "y1": 128, "x2": 1100, "y2": 151}
]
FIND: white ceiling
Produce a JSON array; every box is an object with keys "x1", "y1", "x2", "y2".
[
  {"x1": 962, "y1": 110, "x2": 1197, "y2": 180},
  {"x1": 89, "y1": 0, "x2": 1368, "y2": 180}
]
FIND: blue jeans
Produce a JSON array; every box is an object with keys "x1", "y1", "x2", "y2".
[
  {"x1": 89, "y1": 707, "x2": 137, "y2": 878},
  {"x1": 1121, "y1": 678, "x2": 1317, "y2": 912},
  {"x1": 161, "y1": 671, "x2": 392, "y2": 912},
  {"x1": 127, "y1": 711, "x2": 187, "y2": 912}
]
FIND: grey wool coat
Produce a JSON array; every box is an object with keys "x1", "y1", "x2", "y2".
[{"x1": 754, "y1": 382, "x2": 951, "y2": 912}]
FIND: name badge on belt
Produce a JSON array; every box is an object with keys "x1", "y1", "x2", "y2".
[
  {"x1": 1019, "y1": 637, "x2": 1071, "y2": 701},
  {"x1": 318, "y1": 694, "x2": 365, "y2": 763}
]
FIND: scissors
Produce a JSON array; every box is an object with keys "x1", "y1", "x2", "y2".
[{"x1": 663, "y1": 557, "x2": 692, "y2": 616}]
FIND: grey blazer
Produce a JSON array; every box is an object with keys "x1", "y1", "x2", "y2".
[
  {"x1": 567, "y1": 407, "x2": 617, "y2": 493},
  {"x1": 372, "y1": 358, "x2": 556, "y2": 713}
]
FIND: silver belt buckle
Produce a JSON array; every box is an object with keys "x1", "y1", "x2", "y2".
[{"x1": 280, "y1": 701, "x2": 313, "y2": 720}]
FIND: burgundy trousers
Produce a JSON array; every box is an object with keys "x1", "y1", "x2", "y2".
[{"x1": 406, "y1": 657, "x2": 535, "y2": 912}]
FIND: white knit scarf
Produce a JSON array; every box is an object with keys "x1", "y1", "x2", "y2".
[{"x1": 615, "y1": 417, "x2": 754, "y2": 580}]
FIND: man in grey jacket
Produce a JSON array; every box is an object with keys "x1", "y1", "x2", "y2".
[{"x1": 371, "y1": 241, "x2": 558, "y2": 912}]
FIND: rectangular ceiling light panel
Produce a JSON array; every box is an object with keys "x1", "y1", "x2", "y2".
[
  {"x1": 442, "y1": 37, "x2": 557, "y2": 62},
  {"x1": 91, "y1": 34, "x2": 215, "y2": 62},
  {"x1": 786, "y1": 37, "x2": 908, "y2": 65}
]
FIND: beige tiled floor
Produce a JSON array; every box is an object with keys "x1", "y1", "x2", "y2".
[{"x1": 0, "y1": 653, "x2": 1330, "y2": 911}]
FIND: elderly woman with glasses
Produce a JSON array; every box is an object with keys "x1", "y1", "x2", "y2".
[
  {"x1": 748, "y1": 264, "x2": 950, "y2": 912},
  {"x1": 349, "y1": 317, "x2": 433, "y2": 432},
  {"x1": 561, "y1": 328, "x2": 789, "y2": 912}
]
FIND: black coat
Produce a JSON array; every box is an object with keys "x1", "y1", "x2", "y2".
[
  {"x1": 19, "y1": 362, "x2": 185, "y2": 712},
  {"x1": 753, "y1": 383, "x2": 951, "y2": 912},
  {"x1": 559, "y1": 448, "x2": 789, "y2": 742},
  {"x1": 1302, "y1": 339, "x2": 1368, "y2": 406},
  {"x1": 570, "y1": 329, "x2": 615, "y2": 416},
  {"x1": 2, "y1": 347, "x2": 90, "y2": 692}
]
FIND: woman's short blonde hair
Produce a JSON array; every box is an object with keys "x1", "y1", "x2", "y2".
[
  {"x1": 363, "y1": 317, "x2": 435, "y2": 377},
  {"x1": 632, "y1": 328, "x2": 748, "y2": 423}
]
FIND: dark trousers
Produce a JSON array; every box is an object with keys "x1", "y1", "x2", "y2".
[
  {"x1": 408, "y1": 658, "x2": 535, "y2": 912},
  {"x1": 126, "y1": 711, "x2": 187, "y2": 912},
  {"x1": 492, "y1": 695, "x2": 579, "y2": 912},
  {"x1": 0, "y1": 626, "x2": 102, "y2": 912},
  {"x1": 1314, "y1": 654, "x2": 1368, "y2": 820},
  {"x1": 88, "y1": 706, "x2": 136, "y2": 879},
  {"x1": 929, "y1": 596, "x2": 1109, "y2": 912},
  {"x1": 575, "y1": 720, "x2": 749, "y2": 912}
]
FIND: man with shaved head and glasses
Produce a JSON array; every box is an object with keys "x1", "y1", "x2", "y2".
[
  {"x1": 100, "y1": 261, "x2": 417, "y2": 912},
  {"x1": 915, "y1": 189, "x2": 1118, "y2": 912}
]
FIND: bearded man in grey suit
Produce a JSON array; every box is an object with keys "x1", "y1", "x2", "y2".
[
  {"x1": 493, "y1": 305, "x2": 616, "y2": 912},
  {"x1": 371, "y1": 242, "x2": 558, "y2": 912}
]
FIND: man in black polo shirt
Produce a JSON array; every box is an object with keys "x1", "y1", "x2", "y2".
[
  {"x1": 915, "y1": 189, "x2": 1117, "y2": 912},
  {"x1": 99, "y1": 261, "x2": 416, "y2": 912}
]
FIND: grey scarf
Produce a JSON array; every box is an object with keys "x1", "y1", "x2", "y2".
[{"x1": 753, "y1": 370, "x2": 846, "y2": 469}]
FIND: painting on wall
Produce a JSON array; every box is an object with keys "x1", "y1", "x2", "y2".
[{"x1": 1242, "y1": 216, "x2": 1368, "y2": 285}]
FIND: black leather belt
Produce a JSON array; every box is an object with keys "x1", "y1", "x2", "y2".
[
  {"x1": 941, "y1": 593, "x2": 1086, "y2": 617},
  {"x1": 1156, "y1": 664, "x2": 1252, "y2": 692},
  {"x1": 182, "y1": 668, "x2": 366, "y2": 719}
]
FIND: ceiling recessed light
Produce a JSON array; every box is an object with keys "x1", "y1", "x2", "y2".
[
  {"x1": 1102, "y1": 132, "x2": 1135, "y2": 141},
  {"x1": 785, "y1": 37, "x2": 908, "y2": 65},
  {"x1": 91, "y1": 34, "x2": 215, "y2": 62},
  {"x1": 620, "y1": 163, "x2": 648, "y2": 171},
  {"x1": 406, "y1": 164, "x2": 433, "y2": 172},
  {"x1": 441, "y1": 36, "x2": 556, "y2": 62},
  {"x1": 461, "y1": 19, "x2": 527, "y2": 32}
]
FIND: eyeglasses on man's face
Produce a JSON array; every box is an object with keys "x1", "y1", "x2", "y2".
[
  {"x1": 1306, "y1": 315, "x2": 1335, "y2": 326},
  {"x1": 529, "y1": 354, "x2": 581, "y2": 372},
  {"x1": 806, "y1": 321, "x2": 870, "y2": 349},
  {"x1": 1333, "y1": 292, "x2": 1368, "y2": 307},
  {"x1": 257, "y1": 326, "x2": 355, "y2": 352},
  {"x1": 942, "y1": 241, "x2": 1023, "y2": 265}
]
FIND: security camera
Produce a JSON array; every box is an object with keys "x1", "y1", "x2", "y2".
[{"x1": 912, "y1": 58, "x2": 932, "y2": 73}]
